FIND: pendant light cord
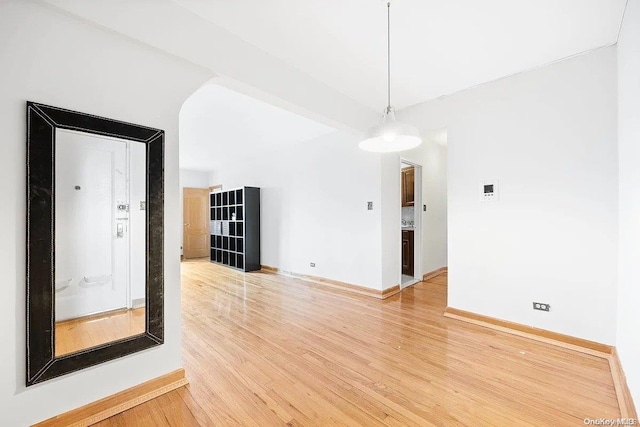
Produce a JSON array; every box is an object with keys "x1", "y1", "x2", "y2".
[{"x1": 387, "y1": 1, "x2": 391, "y2": 109}]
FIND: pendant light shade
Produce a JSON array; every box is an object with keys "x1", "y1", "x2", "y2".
[
  {"x1": 359, "y1": 107, "x2": 422, "y2": 153},
  {"x1": 360, "y1": 1, "x2": 422, "y2": 153}
]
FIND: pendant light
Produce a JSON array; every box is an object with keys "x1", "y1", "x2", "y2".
[{"x1": 359, "y1": 1, "x2": 422, "y2": 153}]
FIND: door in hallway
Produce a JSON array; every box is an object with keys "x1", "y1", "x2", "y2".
[
  {"x1": 55, "y1": 130, "x2": 130, "y2": 321},
  {"x1": 183, "y1": 188, "x2": 210, "y2": 259}
]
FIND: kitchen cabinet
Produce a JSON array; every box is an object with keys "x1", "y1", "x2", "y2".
[
  {"x1": 402, "y1": 230, "x2": 414, "y2": 276},
  {"x1": 402, "y1": 167, "x2": 415, "y2": 207}
]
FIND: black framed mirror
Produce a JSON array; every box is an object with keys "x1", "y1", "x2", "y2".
[{"x1": 26, "y1": 102, "x2": 164, "y2": 386}]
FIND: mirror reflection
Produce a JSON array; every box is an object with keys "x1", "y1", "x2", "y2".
[{"x1": 54, "y1": 129, "x2": 146, "y2": 357}]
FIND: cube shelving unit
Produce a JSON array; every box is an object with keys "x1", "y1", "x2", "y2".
[{"x1": 209, "y1": 186, "x2": 260, "y2": 272}]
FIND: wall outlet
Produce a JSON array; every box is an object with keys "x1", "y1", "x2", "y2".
[
  {"x1": 367, "y1": 202, "x2": 373, "y2": 210},
  {"x1": 533, "y1": 302, "x2": 551, "y2": 312},
  {"x1": 310, "y1": 262, "x2": 316, "y2": 267}
]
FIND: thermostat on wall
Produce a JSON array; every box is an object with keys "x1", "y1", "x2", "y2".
[{"x1": 480, "y1": 180, "x2": 499, "y2": 202}]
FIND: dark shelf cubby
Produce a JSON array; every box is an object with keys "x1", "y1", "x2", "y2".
[{"x1": 209, "y1": 186, "x2": 260, "y2": 272}]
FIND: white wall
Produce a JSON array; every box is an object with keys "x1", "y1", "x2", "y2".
[
  {"x1": 180, "y1": 169, "x2": 210, "y2": 189},
  {"x1": 396, "y1": 46, "x2": 618, "y2": 344},
  {"x1": 401, "y1": 206, "x2": 415, "y2": 223},
  {"x1": 179, "y1": 168, "x2": 211, "y2": 254},
  {"x1": 210, "y1": 132, "x2": 385, "y2": 290},
  {"x1": 381, "y1": 155, "x2": 402, "y2": 287},
  {"x1": 617, "y1": 0, "x2": 640, "y2": 408},
  {"x1": 0, "y1": 1, "x2": 211, "y2": 425}
]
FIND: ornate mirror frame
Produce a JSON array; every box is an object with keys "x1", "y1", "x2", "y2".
[{"x1": 26, "y1": 102, "x2": 164, "y2": 386}]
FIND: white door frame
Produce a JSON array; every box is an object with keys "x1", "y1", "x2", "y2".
[{"x1": 399, "y1": 158, "x2": 423, "y2": 289}]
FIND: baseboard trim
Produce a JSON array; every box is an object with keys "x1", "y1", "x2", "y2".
[
  {"x1": 608, "y1": 348, "x2": 638, "y2": 419},
  {"x1": 260, "y1": 265, "x2": 278, "y2": 273},
  {"x1": 422, "y1": 267, "x2": 447, "y2": 282},
  {"x1": 381, "y1": 284, "x2": 401, "y2": 299},
  {"x1": 260, "y1": 265, "x2": 400, "y2": 300},
  {"x1": 443, "y1": 307, "x2": 612, "y2": 356},
  {"x1": 33, "y1": 369, "x2": 189, "y2": 427}
]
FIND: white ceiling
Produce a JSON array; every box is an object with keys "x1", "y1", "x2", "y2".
[
  {"x1": 174, "y1": 0, "x2": 627, "y2": 111},
  {"x1": 180, "y1": 84, "x2": 336, "y2": 171}
]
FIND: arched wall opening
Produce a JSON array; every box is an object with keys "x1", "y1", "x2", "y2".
[{"x1": 177, "y1": 79, "x2": 386, "y2": 290}]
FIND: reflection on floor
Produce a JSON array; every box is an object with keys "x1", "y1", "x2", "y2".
[
  {"x1": 96, "y1": 259, "x2": 619, "y2": 426},
  {"x1": 55, "y1": 307, "x2": 145, "y2": 357},
  {"x1": 401, "y1": 274, "x2": 414, "y2": 285}
]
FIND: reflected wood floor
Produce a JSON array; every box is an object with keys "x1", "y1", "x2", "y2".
[
  {"x1": 56, "y1": 307, "x2": 145, "y2": 357},
  {"x1": 95, "y1": 259, "x2": 619, "y2": 426}
]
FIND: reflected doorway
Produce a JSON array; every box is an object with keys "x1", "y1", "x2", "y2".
[{"x1": 54, "y1": 129, "x2": 146, "y2": 356}]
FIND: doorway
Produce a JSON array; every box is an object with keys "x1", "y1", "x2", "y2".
[
  {"x1": 400, "y1": 160, "x2": 422, "y2": 288},
  {"x1": 183, "y1": 188, "x2": 210, "y2": 259},
  {"x1": 55, "y1": 129, "x2": 146, "y2": 321}
]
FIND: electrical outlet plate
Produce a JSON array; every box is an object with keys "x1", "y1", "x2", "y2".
[
  {"x1": 310, "y1": 262, "x2": 316, "y2": 267},
  {"x1": 367, "y1": 201, "x2": 373, "y2": 210},
  {"x1": 533, "y1": 302, "x2": 550, "y2": 312}
]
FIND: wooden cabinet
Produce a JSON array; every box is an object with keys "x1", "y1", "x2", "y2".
[
  {"x1": 402, "y1": 230, "x2": 414, "y2": 276},
  {"x1": 402, "y1": 167, "x2": 415, "y2": 207}
]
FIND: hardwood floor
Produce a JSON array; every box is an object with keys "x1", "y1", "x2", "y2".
[
  {"x1": 55, "y1": 308, "x2": 145, "y2": 357},
  {"x1": 95, "y1": 259, "x2": 620, "y2": 426}
]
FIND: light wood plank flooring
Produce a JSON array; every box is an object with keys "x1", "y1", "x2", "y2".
[
  {"x1": 56, "y1": 307, "x2": 145, "y2": 357},
  {"x1": 96, "y1": 259, "x2": 619, "y2": 426}
]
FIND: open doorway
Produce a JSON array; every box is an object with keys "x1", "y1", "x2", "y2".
[
  {"x1": 400, "y1": 160, "x2": 422, "y2": 288},
  {"x1": 399, "y1": 129, "x2": 448, "y2": 291}
]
